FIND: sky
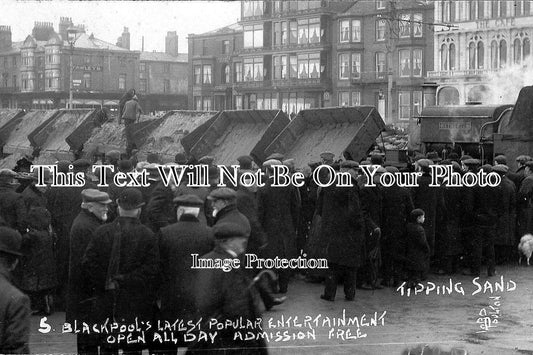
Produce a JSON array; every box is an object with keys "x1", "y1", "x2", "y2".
[{"x1": 2, "y1": 0, "x2": 242, "y2": 53}]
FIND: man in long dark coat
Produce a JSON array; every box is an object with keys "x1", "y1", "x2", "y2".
[
  {"x1": 189, "y1": 222, "x2": 267, "y2": 355},
  {"x1": 381, "y1": 166, "x2": 414, "y2": 286},
  {"x1": 0, "y1": 169, "x2": 26, "y2": 231},
  {"x1": 257, "y1": 160, "x2": 300, "y2": 294},
  {"x1": 317, "y1": 162, "x2": 364, "y2": 301},
  {"x1": 67, "y1": 189, "x2": 112, "y2": 355},
  {"x1": 82, "y1": 188, "x2": 159, "y2": 354},
  {"x1": 158, "y1": 194, "x2": 214, "y2": 353},
  {"x1": 518, "y1": 161, "x2": 533, "y2": 236},
  {"x1": 493, "y1": 164, "x2": 516, "y2": 264}
]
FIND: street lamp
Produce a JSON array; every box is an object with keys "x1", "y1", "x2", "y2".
[{"x1": 66, "y1": 27, "x2": 80, "y2": 109}]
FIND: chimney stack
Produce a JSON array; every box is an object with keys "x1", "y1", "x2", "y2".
[
  {"x1": 165, "y1": 31, "x2": 179, "y2": 57},
  {"x1": 0, "y1": 25, "x2": 12, "y2": 49},
  {"x1": 59, "y1": 16, "x2": 73, "y2": 41},
  {"x1": 32, "y1": 21, "x2": 55, "y2": 41},
  {"x1": 121, "y1": 27, "x2": 130, "y2": 50}
]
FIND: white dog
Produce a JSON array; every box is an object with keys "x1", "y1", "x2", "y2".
[{"x1": 518, "y1": 234, "x2": 533, "y2": 266}]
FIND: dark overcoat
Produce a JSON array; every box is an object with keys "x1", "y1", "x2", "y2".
[
  {"x1": 518, "y1": 175, "x2": 533, "y2": 235},
  {"x1": 190, "y1": 246, "x2": 267, "y2": 354},
  {"x1": 66, "y1": 209, "x2": 103, "y2": 324},
  {"x1": 495, "y1": 176, "x2": 516, "y2": 246},
  {"x1": 317, "y1": 184, "x2": 365, "y2": 267},
  {"x1": 159, "y1": 215, "x2": 214, "y2": 321},
  {"x1": 236, "y1": 186, "x2": 267, "y2": 256},
  {"x1": 82, "y1": 216, "x2": 159, "y2": 323},
  {"x1": 0, "y1": 182, "x2": 26, "y2": 231},
  {"x1": 256, "y1": 180, "x2": 299, "y2": 259},
  {"x1": 146, "y1": 182, "x2": 175, "y2": 231},
  {"x1": 214, "y1": 204, "x2": 251, "y2": 237},
  {"x1": 0, "y1": 270, "x2": 30, "y2": 355},
  {"x1": 381, "y1": 185, "x2": 413, "y2": 255},
  {"x1": 405, "y1": 222, "x2": 430, "y2": 272}
]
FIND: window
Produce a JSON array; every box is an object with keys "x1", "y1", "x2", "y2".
[
  {"x1": 339, "y1": 19, "x2": 361, "y2": 43},
  {"x1": 243, "y1": 0, "x2": 263, "y2": 17},
  {"x1": 338, "y1": 91, "x2": 350, "y2": 106},
  {"x1": 235, "y1": 95, "x2": 243, "y2": 110},
  {"x1": 376, "y1": 0, "x2": 385, "y2": 9},
  {"x1": 339, "y1": 53, "x2": 360, "y2": 80},
  {"x1": 140, "y1": 63, "x2": 146, "y2": 72},
  {"x1": 297, "y1": 53, "x2": 320, "y2": 79},
  {"x1": 243, "y1": 57, "x2": 263, "y2": 82},
  {"x1": 289, "y1": 21, "x2": 298, "y2": 44},
  {"x1": 118, "y1": 74, "x2": 126, "y2": 90},
  {"x1": 441, "y1": 44, "x2": 449, "y2": 70},
  {"x1": 376, "y1": 52, "x2": 386, "y2": 79},
  {"x1": 477, "y1": 41, "x2": 484, "y2": 68},
  {"x1": 413, "y1": 14, "x2": 423, "y2": 37},
  {"x1": 399, "y1": 50, "x2": 411, "y2": 77},
  {"x1": 340, "y1": 20, "x2": 350, "y2": 42},
  {"x1": 222, "y1": 40, "x2": 230, "y2": 54},
  {"x1": 281, "y1": 22, "x2": 288, "y2": 45},
  {"x1": 202, "y1": 40, "x2": 207, "y2": 55},
  {"x1": 524, "y1": 38, "x2": 531, "y2": 61},
  {"x1": 500, "y1": 40, "x2": 507, "y2": 67},
  {"x1": 140, "y1": 79, "x2": 147, "y2": 92},
  {"x1": 2, "y1": 73, "x2": 7, "y2": 87},
  {"x1": 11, "y1": 56, "x2": 16, "y2": 67},
  {"x1": 202, "y1": 97, "x2": 211, "y2": 111},
  {"x1": 352, "y1": 91, "x2": 361, "y2": 106},
  {"x1": 234, "y1": 62, "x2": 243, "y2": 82},
  {"x1": 399, "y1": 14, "x2": 411, "y2": 38},
  {"x1": 194, "y1": 96, "x2": 202, "y2": 110},
  {"x1": 413, "y1": 49, "x2": 422, "y2": 76},
  {"x1": 351, "y1": 53, "x2": 361, "y2": 79},
  {"x1": 244, "y1": 25, "x2": 263, "y2": 48},
  {"x1": 413, "y1": 91, "x2": 422, "y2": 116},
  {"x1": 119, "y1": 56, "x2": 126, "y2": 67},
  {"x1": 274, "y1": 22, "x2": 282, "y2": 45},
  {"x1": 449, "y1": 43, "x2": 456, "y2": 70},
  {"x1": 442, "y1": 1, "x2": 455, "y2": 22},
  {"x1": 399, "y1": 91, "x2": 411, "y2": 120},
  {"x1": 164, "y1": 79, "x2": 170, "y2": 93},
  {"x1": 289, "y1": 56, "x2": 297, "y2": 78},
  {"x1": 83, "y1": 73, "x2": 91, "y2": 88},
  {"x1": 222, "y1": 65, "x2": 231, "y2": 84},
  {"x1": 298, "y1": 18, "x2": 320, "y2": 44},
  {"x1": 491, "y1": 40, "x2": 498, "y2": 69},
  {"x1": 273, "y1": 55, "x2": 288, "y2": 79},
  {"x1": 22, "y1": 75, "x2": 28, "y2": 90},
  {"x1": 12, "y1": 75, "x2": 17, "y2": 88},
  {"x1": 339, "y1": 53, "x2": 349, "y2": 79},
  {"x1": 202, "y1": 65, "x2": 212, "y2": 84},
  {"x1": 376, "y1": 20, "x2": 386, "y2": 41},
  {"x1": 194, "y1": 65, "x2": 201, "y2": 84},
  {"x1": 164, "y1": 63, "x2": 171, "y2": 73}
]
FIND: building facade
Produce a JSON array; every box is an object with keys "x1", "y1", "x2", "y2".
[
  {"x1": 0, "y1": 19, "x2": 188, "y2": 112},
  {"x1": 188, "y1": 0, "x2": 434, "y2": 126},
  {"x1": 429, "y1": 0, "x2": 533, "y2": 105}
]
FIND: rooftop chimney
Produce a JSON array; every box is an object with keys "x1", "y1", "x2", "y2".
[
  {"x1": 0, "y1": 25, "x2": 12, "y2": 49},
  {"x1": 58, "y1": 16, "x2": 73, "y2": 41},
  {"x1": 165, "y1": 31, "x2": 178, "y2": 57},
  {"x1": 121, "y1": 27, "x2": 130, "y2": 50},
  {"x1": 32, "y1": 21, "x2": 55, "y2": 41}
]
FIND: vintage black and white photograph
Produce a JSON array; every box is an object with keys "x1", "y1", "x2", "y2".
[{"x1": 0, "y1": 0, "x2": 532, "y2": 354}]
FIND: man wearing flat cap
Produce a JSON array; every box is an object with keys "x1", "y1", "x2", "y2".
[
  {"x1": 0, "y1": 169, "x2": 26, "y2": 231},
  {"x1": 0, "y1": 227, "x2": 30, "y2": 354},
  {"x1": 198, "y1": 155, "x2": 215, "y2": 166},
  {"x1": 192, "y1": 222, "x2": 267, "y2": 354},
  {"x1": 82, "y1": 188, "x2": 159, "y2": 354},
  {"x1": 67, "y1": 189, "x2": 112, "y2": 354},
  {"x1": 320, "y1": 151, "x2": 335, "y2": 165},
  {"x1": 157, "y1": 194, "x2": 214, "y2": 352},
  {"x1": 265, "y1": 152, "x2": 285, "y2": 161},
  {"x1": 208, "y1": 188, "x2": 251, "y2": 234},
  {"x1": 518, "y1": 161, "x2": 533, "y2": 236},
  {"x1": 492, "y1": 164, "x2": 517, "y2": 264}
]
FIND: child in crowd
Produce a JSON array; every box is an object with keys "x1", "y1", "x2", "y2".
[{"x1": 405, "y1": 209, "x2": 430, "y2": 288}]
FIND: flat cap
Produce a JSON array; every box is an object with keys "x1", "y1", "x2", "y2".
[
  {"x1": 385, "y1": 166, "x2": 399, "y2": 173},
  {"x1": 320, "y1": 151, "x2": 335, "y2": 160},
  {"x1": 463, "y1": 158, "x2": 481, "y2": 166},
  {"x1": 481, "y1": 164, "x2": 493, "y2": 173},
  {"x1": 117, "y1": 188, "x2": 145, "y2": 210},
  {"x1": 144, "y1": 163, "x2": 160, "y2": 171},
  {"x1": 341, "y1": 160, "x2": 359, "y2": 169},
  {"x1": 0, "y1": 169, "x2": 18, "y2": 179},
  {"x1": 413, "y1": 153, "x2": 426, "y2": 162},
  {"x1": 266, "y1": 153, "x2": 285, "y2": 161},
  {"x1": 375, "y1": 166, "x2": 387, "y2": 174},
  {"x1": 263, "y1": 159, "x2": 282, "y2": 167},
  {"x1": 516, "y1": 155, "x2": 532, "y2": 163},
  {"x1": 106, "y1": 150, "x2": 121, "y2": 161},
  {"x1": 213, "y1": 222, "x2": 248, "y2": 240},
  {"x1": 173, "y1": 194, "x2": 204, "y2": 206},
  {"x1": 82, "y1": 189, "x2": 112, "y2": 204},
  {"x1": 72, "y1": 159, "x2": 91, "y2": 169},
  {"x1": 417, "y1": 159, "x2": 433, "y2": 168},
  {"x1": 460, "y1": 155, "x2": 473, "y2": 161},
  {"x1": 426, "y1": 152, "x2": 442, "y2": 162},
  {"x1": 174, "y1": 152, "x2": 188, "y2": 164},
  {"x1": 208, "y1": 187, "x2": 237, "y2": 201},
  {"x1": 198, "y1": 156, "x2": 215, "y2": 165},
  {"x1": 494, "y1": 155, "x2": 507, "y2": 165},
  {"x1": 0, "y1": 227, "x2": 22, "y2": 257},
  {"x1": 237, "y1": 155, "x2": 253, "y2": 166},
  {"x1": 492, "y1": 164, "x2": 509, "y2": 174}
]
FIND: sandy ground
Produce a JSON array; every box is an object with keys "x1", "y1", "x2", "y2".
[
  {"x1": 2, "y1": 110, "x2": 57, "y2": 155},
  {"x1": 28, "y1": 263, "x2": 533, "y2": 355}
]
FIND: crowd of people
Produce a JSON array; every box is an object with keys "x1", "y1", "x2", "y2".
[{"x1": 0, "y1": 147, "x2": 531, "y2": 354}]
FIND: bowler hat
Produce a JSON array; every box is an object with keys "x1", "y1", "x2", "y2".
[
  {"x1": 208, "y1": 187, "x2": 237, "y2": 201},
  {"x1": 173, "y1": 194, "x2": 204, "y2": 207},
  {"x1": 82, "y1": 189, "x2": 112, "y2": 204},
  {"x1": 0, "y1": 227, "x2": 22, "y2": 257},
  {"x1": 117, "y1": 188, "x2": 145, "y2": 210},
  {"x1": 213, "y1": 222, "x2": 248, "y2": 240}
]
